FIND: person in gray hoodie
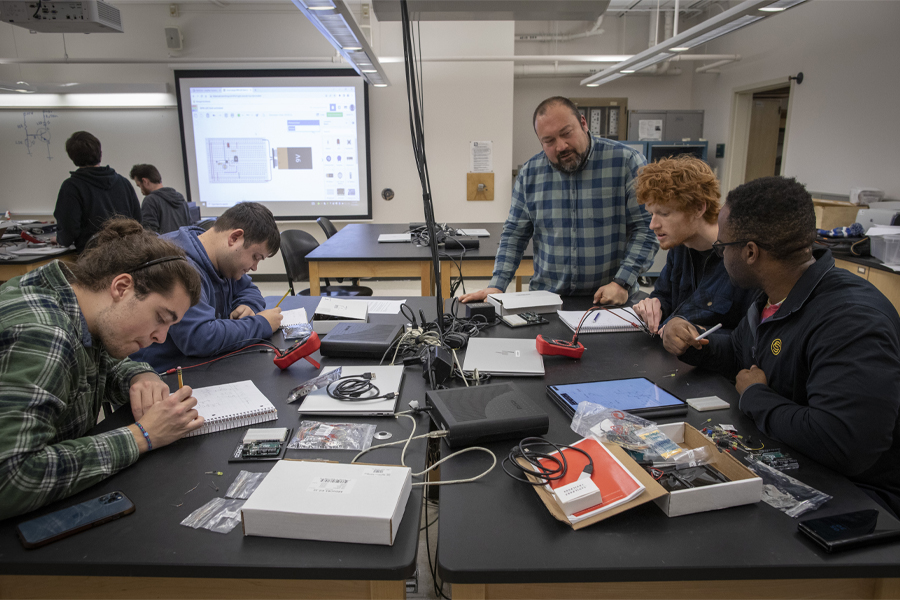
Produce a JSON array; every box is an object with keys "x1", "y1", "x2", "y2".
[
  {"x1": 54, "y1": 131, "x2": 142, "y2": 252},
  {"x1": 130, "y1": 164, "x2": 193, "y2": 234}
]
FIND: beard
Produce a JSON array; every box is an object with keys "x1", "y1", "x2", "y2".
[{"x1": 549, "y1": 135, "x2": 591, "y2": 174}]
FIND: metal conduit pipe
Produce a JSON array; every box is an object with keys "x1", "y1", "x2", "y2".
[{"x1": 515, "y1": 16, "x2": 604, "y2": 42}]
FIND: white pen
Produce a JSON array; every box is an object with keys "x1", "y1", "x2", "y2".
[{"x1": 695, "y1": 323, "x2": 722, "y2": 341}]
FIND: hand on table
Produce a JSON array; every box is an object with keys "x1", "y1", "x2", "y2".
[
  {"x1": 129, "y1": 372, "x2": 170, "y2": 420},
  {"x1": 593, "y1": 281, "x2": 628, "y2": 306},
  {"x1": 459, "y1": 287, "x2": 501, "y2": 303},
  {"x1": 736, "y1": 365, "x2": 767, "y2": 395},
  {"x1": 130, "y1": 386, "x2": 204, "y2": 452},
  {"x1": 230, "y1": 304, "x2": 256, "y2": 319},
  {"x1": 632, "y1": 297, "x2": 663, "y2": 334},
  {"x1": 661, "y1": 317, "x2": 709, "y2": 356},
  {"x1": 258, "y1": 307, "x2": 283, "y2": 333}
]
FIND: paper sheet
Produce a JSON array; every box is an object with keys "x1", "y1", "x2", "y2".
[
  {"x1": 364, "y1": 300, "x2": 406, "y2": 315},
  {"x1": 280, "y1": 308, "x2": 308, "y2": 328}
]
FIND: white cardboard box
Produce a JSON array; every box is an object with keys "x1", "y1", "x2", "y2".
[
  {"x1": 486, "y1": 290, "x2": 563, "y2": 316},
  {"x1": 241, "y1": 460, "x2": 412, "y2": 545},
  {"x1": 651, "y1": 422, "x2": 762, "y2": 517},
  {"x1": 312, "y1": 298, "x2": 369, "y2": 334}
]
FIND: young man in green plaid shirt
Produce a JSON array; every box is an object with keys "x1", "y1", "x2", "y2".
[
  {"x1": 0, "y1": 218, "x2": 203, "y2": 520},
  {"x1": 461, "y1": 96, "x2": 657, "y2": 305}
]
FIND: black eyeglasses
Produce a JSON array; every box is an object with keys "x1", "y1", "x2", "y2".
[
  {"x1": 127, "y1": 256, "x2": 186, "y2": 273},
  {"x1": 711, "y1": 239, "x2": 751, "y2": 258}
]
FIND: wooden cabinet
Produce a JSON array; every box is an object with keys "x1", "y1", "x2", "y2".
[{"x1": 834, "y1": 258, "x2": 900, "y2": 315}]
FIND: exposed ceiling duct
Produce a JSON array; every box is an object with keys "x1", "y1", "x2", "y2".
[{"x1": 372, "y1": 0, "x2": 609, "y2": 22}]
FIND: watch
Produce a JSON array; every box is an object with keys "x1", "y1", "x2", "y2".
[{"x1": 612, "y1": 277, "x2": 629, "y2": 289}]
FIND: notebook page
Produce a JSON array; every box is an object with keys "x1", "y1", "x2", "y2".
[
  {"x1": 557, "y1": 309, "x2": 642, "y2": 333},
  {"x1": 280, "y1": 308, "x2": 308, "y2": 328},
  {"x1": 187, "y1": 380, "x2": 277, "y2": 436}
]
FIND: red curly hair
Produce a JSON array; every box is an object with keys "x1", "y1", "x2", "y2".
[{"x1": 636, "y1": 156, "x2": 721, "y2": 224}]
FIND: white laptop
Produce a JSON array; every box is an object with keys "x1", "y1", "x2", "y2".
[
  {"x1": 296, "y1": 365, "x2": 405, "y2": 416},
  {"x1": 462, "y1": 338, "x2": 545, "y2": 377},
  {"x1": 378, "y1": 233, "x2": 412, "y2": 243},
  {"x1": 456, "y1": 228, "x2": 490, "y2": 237}
]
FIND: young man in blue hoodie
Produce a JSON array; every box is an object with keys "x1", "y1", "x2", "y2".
[
  {"x1": 131, "y1": 202, "x2": 283, "y2": 371},
  {"x1": 54, "y1": 131, "x2": 142, "y2": 253}
]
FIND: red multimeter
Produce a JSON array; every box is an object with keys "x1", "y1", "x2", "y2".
[
  {"x1": 536, "y1": 334, "x2": 585, "y2": 359},
  {"x1": 273, "y1": 331, "x2": 321, "y2": 370}
]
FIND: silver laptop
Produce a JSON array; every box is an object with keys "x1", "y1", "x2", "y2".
[
  {"x1": 296, "y1": 365, "x2": 405, "y2": 416},
  {"x1": 462, "y1": 338, "x2": 545, "y2": 377}
]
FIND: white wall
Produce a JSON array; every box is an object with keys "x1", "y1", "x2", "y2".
[
  {"x1": 692, "y1": 0, "x2": 900, "y2": 198},
  {"x1": 0, "y1": 6, "x2": 515, "y2": 276}
]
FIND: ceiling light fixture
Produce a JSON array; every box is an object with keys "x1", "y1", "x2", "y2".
[
  {"x1": 581, "y1": 0, "x2": 808, "y2": 87},
  {"x1": 291, "y1": 0, "x2": 390, "y2": 86}
]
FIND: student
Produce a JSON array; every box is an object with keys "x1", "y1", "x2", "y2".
[
  {"x1": 0, "y1": 218, "x2": 204, "y2": 520},
  {"x1": 631, "y1": 156, "x2": 757, "y2": 354},
  {"x1": 54, "y1": 131, "x2": 142, "y2": 252},
  {"x1": 675, "y1": 176, "x2": 900, "y2": 516},
  {"x1": 130, "y1": 164, "x2": 193, "y2": 234},
  {"x1": 131, "y1": 202, "x2": 283, "y2": 371},
  {"x1": 461, "y1": 96, "x2": 657, "y2": 305}
]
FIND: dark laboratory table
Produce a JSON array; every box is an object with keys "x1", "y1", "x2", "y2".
[
  {"x1": 0, "y1": 295, "x2": 431, "y2": 600},
  {"x1": 429, "y1": 295, "x2": 900, "y2": 600},
  {"x1": 303, "y1": 222, "x2": 534, "y2": 297}
]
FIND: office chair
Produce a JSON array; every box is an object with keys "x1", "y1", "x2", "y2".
[
  {"x1": 315, "y1": 217, "x2": 364, "y2": 287},
  {"x1": 279, "y1": 229, "x2": 373, "y2": 297}
]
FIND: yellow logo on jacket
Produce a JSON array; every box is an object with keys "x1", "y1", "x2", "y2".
[{"x1": 771, "y1": 339, "x2": 782, "y2": 355}]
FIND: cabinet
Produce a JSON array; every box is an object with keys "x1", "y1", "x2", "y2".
[{"x1": 834, "y1": 258, "x2": 900, "y2": 315}]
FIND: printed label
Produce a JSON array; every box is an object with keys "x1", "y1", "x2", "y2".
[
  {"x1": 316, "y1": 425, "x2": 335, "y2": 436},
  {"x1": 364, "y1": 467, "x2": 393, "y2": 477},
  {"x1": 308, "y1": 477, "x2": 356, "y2": 494}
]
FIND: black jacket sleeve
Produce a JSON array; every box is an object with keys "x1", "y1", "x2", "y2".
[{"x1": 53, "y1": 180, "x2": 81, "y2": 248}]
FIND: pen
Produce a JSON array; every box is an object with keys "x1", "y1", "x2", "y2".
[
  {"x1": 695, "y1": 323, "x2": 723, "y2": 341},
  {"x1": 274, "y1": 289, "x2": 290, "y2": 309},
  {"x1": 593, "y1": 311, "x2": 601, "y2": 322},
  {"x1": 177, "y1": 366, "x2": 184, "y2": 389}
]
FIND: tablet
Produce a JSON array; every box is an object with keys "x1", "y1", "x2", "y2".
[
  {"x1": 798, "y1": 509, "x2": 900, "y2": 553},
  {"x1": 547, "y1": 377, "x2": 688, "y2": 419}
]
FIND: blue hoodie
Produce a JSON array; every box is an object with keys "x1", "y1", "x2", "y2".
[{"x1": 131, "y1": 226, "x2": 270, "y2": 371}]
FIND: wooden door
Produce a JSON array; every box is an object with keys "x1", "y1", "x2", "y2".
[{"x1": 744, "y1": 98, "x2": 782, "y2": 182}]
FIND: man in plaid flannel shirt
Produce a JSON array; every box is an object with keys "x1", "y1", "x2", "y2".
[
  {"x1": 461, "y1": 97, "x2": 657, "y2": 305},
  {"x1": 0, "y1": 218, "x2": 204, "y2": 520}
]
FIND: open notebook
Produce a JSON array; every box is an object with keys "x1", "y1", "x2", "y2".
[
  {"x1": 187, "y1": 380, "x2": 278, "y2": 437},
  {"x1": 557, "y1": 309, "x2": 644, "y2": 334}
]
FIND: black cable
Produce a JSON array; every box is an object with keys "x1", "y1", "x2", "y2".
[
  {"x1": 501, "y1": 437, "x2": 594, "y2": 486},
  {"x1": 326, "y1": 374, "x2": 396, "y2": 402}
]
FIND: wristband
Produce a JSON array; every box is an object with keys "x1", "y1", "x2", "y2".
[{"x1": 135, "y1": 421, "x2": 153, "y2": 451}]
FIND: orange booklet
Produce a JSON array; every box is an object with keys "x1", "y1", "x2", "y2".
[{"x1": 538, "y1": 438, "x2": 645, "y2": 523}]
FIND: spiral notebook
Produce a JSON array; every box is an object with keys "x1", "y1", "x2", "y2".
[
  {"x1": 186, "y1": 380, "x2": 278, "y2": 437},
  {"x1": 557, "y1": 309, "x2": 643, "y2": 334}
]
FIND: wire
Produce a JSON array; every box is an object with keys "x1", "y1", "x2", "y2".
[
  {"x1": 326, "y1": 373, "x2": 396, "y2": 402},
  {"x1": 156, "y1": 342, "x2": 277, "y2": 376},
  {"x1": 501, "y1": 437, "x2": 593, "y2": 486}
]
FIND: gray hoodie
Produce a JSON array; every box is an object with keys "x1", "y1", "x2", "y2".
[{"x1": 141, "y1": 187, "x2": 193, "y2": 234}]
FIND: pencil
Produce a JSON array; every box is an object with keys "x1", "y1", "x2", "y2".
[
  {"x1": 274, "y1": 289, "x2": 290, "y2": 308},
  {"x1": 177, "y1": 366, "x2": 184, "y2": 389}
]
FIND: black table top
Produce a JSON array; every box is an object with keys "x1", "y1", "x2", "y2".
[
  {"x1": 0, "y1": 295, "x2": 429, "y2": 581},
  {"x1": 305, "y1": 222, "x2": 532, "y2": 263},
  {"x1": 432, "y1": 296, "x2": 900, "y2": 584}
]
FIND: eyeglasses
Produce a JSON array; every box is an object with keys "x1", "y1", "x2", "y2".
[
  {"x1": 127, "y1": 256, "x2": 186, "y2": 273},
  {"x1": 711, "y1": 239, "x2": 751, "y2": 258}
]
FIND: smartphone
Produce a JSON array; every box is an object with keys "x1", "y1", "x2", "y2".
[
  {"x1": 16, "y1": 491, "x2": 135, "y2": 549},
  {"x1": 798, "y1": 509, "x2": 900, "y2": 553}
]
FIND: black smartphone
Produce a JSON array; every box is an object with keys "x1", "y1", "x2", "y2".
[
  {"x1": 798, "y1": 509, "x2": 900, "y2": 553},
  {"x1": 16, "y1": 491, "x2": 135, "y2": 549}
]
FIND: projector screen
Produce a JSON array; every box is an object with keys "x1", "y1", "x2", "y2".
[{"x1": 174, "y1": 69, "x2": 371, "y2": 220}]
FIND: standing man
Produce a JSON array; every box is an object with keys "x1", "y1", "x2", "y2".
[
  {"x1": 54, "y1": 131, "x2": 142, "y2": 252},
  {"x1": 631, "y1": 156, "x2": 757, "y2": 348},
  {"x1": 0, "y1": 218, "x2": 204, "y2": 519},
  {"x1": 675, "y1": 176, "x2": 900, "y2": 516},
  {"x1": 130, "y1": 164, "x2": 193, "y2": 234},
  {"x1": 461, "y1": 96, "x2": 657, "y2": 305},
  {"x1": 132, "y1": 202, "x2": 283, "y2": 371}
]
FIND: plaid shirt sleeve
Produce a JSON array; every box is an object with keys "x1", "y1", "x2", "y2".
[
  {"x1": 612, "y1": 151, "x2": 657, "y2": 290},
  {"x1": 489, "y1": 172, "x2": 535, "y2": 291},
  {"x1": 106, "y1": 355, "x2": 157, "y2": 408},
  {"x1": 0, "y1": 323, "x2": 140, "y2": 520}
]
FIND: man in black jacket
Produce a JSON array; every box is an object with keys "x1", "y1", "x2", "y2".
[
  {"x1": 53, "y1": 132, "x2": 142, "y2": 252},
  {"x1": 675, "y1": 176, "x2": 900, "y2": 516},
  {"x1": 130, "y1": 164, "x2": 193, "y2": 234}
]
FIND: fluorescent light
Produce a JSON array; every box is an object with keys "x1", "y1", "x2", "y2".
[
  {"x1": 373, "y1": 84, "x2": 387, "y2": 87},
  {"x1": 342, "y1": 46, "x2": 362, "y2": 51},
  {"x1": 581, "y1": 0, "x2": 808, "y2": 87},
  {"x1": 759, "y1": 7, "x2": 784, "y2": 10},
  {"x1": 586, "y1": 83, "x2": 600, "y2": 87},
  {"x1": 361, "y1": 69, "x2": 377, "y2": 73},
  {"x1": 308, "y1": 5, "x2": 333, "y2": 9}
]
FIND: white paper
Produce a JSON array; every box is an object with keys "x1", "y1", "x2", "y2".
[
  {"x1": 457, "y1": 229, "x2": 490, "y2": 237},
  {"x1": 10, "y1": 246, "x2": 69, "y2": 256},
  {"x1": 280, "y1": 307, "x2": 308, "y2": 328},
  {"x1": 864, "y1": 226, "x2": 900, "y2": 237},
  {"x1": 469, "y1": 140, "x2": 493, "y2": 173},
  {"x1": 639, "y1": 120, "x2": 663, "y2": 141},
  {"x1": 377, "y1": 233, "x2": 411, "y2": 243},
  {"x1": 364, "y1": 299, "x2": 405, "y2": 315}
]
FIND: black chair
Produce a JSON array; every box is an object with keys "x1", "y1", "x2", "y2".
[
  {"x1": 280, "y1": 230, "x2": 373, "y2": 297},
  {"x1": 187, "y1": 201, "x2": 201, "y2": 224},
  {"x1": 197, "y1": 217, "x2": 217, "y2": 231},
  {"x1": 316, "y1": 217, "x2": 365, "y2": 287}
]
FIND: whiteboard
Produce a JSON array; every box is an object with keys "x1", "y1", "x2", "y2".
[{"x1": 0, "y1": 108, "x2": 186, "y2": 216}]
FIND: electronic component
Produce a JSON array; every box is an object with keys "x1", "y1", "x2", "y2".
[
  {"x1": 229, "y1": 427, "x2": 292, "y2": 463},
  {"x1": 752, "y1": 448, "x2": 800, "y2": 471},
  {"x1": 273, "y1": 332, "x2": 321, "y2": 370},
  {"x1": 536, "y1": 334, "x2": 585, "y2": 359},
  {"x1": 501, "y1": 312, "x2": 548, "y2": 327}
]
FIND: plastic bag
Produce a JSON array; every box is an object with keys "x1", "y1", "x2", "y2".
[
  {"x1": 225, "y1": 470, "x2": 267, "y2": 500},
  {"x1": 635, "y1": 426, "x2": 685, "y2": 460},
  {"x1": 287, "y1": 367, "x2": 342, "y2": 403},
  {"x1": 570, "y1": 401, "x2": 656, "y2": 451},
  {"x1": 180, "y1": 497, "x2": 245, "y2": 533},
  {"x1": 746, "y1": 459, "x2": 832, "y2": 518},
  {"x1": 287, "y1": 420, "x2": 376, "y2": 451},
  {"x1": 283, "y1": 322, "x2": 314, "y2": 341}
]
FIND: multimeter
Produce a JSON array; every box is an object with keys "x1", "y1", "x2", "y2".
[{"x1": 536, "y1": 334, "x2": 585, "y2": 359}]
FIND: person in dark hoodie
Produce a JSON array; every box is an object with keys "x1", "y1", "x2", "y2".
[
  {"x1": 131, "y1": 202, "x2": 283, "y2": 371},
  {"x1": 54, "y1": 131, "x2": 142, "y2": 252},
  {"x1": 130, "y1": 164, "x2": 193, "y2": 234},
  {"x1": 675, "y1": 176, "x2": 900, "y2": 517}
]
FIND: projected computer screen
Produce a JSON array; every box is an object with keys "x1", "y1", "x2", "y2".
[{"x1": 175, "y1": 70, "x2": 371, "y2": 220}]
